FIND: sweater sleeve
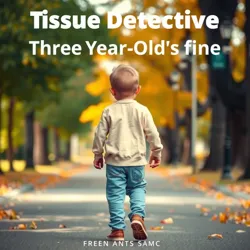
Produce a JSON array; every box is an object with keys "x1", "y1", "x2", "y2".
[
  {"x1": 92, "y1": 109, "x2": 110, "y2": 160},
  {"x1": 143, "y1": 108, "x2": 163, "y2": 159}
]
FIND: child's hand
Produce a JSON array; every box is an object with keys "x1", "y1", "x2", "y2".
[
  {"x1": 94, "y1": 158, "x2": 104, "y2": 170},
  {"x1": 149, "y1": 155, "x2": 161, "y2": 168}
]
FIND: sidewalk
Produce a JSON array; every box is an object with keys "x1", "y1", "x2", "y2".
[
  {"x1": 0, "y1": 161, "x2": 90, "y2": 205},
  {"x1": 151, "y1": 165, "x2": 250, "y2": 201},
  {"x1": 187, "y1": 170, "x2": 250, "y2": 201}
]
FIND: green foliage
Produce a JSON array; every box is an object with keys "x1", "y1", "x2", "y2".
[
  {"x1": 0, "y1": 0, "x2": 111, "y2": 103},
  {"x1": 37, "y1": 75, "x2": 100, "y2": 139}
]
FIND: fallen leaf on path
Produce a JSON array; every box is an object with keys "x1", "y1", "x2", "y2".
[
  {"x1": 241, "y1": 200, "x2": 250, "y2": 209},
  {"x1": 5, "y1": 209, "x2": 19, "y2": 220},
  {"x1": 200, "y1": 207, "x2": 210, "y2": 213},
  {"x1": 211, "y1": 214, "x2": 218, "y2": 221},
  {"x1": 245, "y1": 221, "x2": 250, "y2": 227},
  {"x1": 160, "y1": 218, "x2": 173, "y2": 224},
  {"x1": 18, "y1": 224, "x2": 27, "y2": 230},
  {"x1": 234, "y1": 215, "x2": 243, "y2": 224},
  {"x1": 59, "y1": 224, "x2": 66, "y2": 228},
  {"x1": 200, "y1": 207, "x2": 210, "y2": 216},
  {"x1": 246, "y1": 213, "x2": 250, "y2": 221},
  {"x1": 215, "y1": 192, "x2": 225, "y2": 200},
  {"x1": 150, "y1": 226, "x2": 164, "y2": 230},
  {"x1": 29, "y1": 221, "x2": 37, "y2": 229},
  {"x1": 236, "y1": 230, "x2": 246, "y2": 233},
  {"x1": 0, "y1": 210, "x2": 7, "y2": 219},
  {"x1": 219, "y1": 213, "x2": 228, "y2": 224},
  {"x1": 208, "y1": 234, "x2": 223, "y2": 239}
]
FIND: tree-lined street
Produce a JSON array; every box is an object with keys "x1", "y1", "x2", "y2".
[{"x1": 1, "y1": 1, "x2": 250, "y2": 249}]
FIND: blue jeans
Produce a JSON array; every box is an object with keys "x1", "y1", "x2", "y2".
[{"x1": 106, "y1": 164, "x2": 147, "y2": 230}]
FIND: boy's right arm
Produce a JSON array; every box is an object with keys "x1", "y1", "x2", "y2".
[
  {"x1": 143, "y1": 108, "x2": 163, "y2": 167},
  {"x1": 92, "y1": 109, "x2": 109, "y2": 169}
]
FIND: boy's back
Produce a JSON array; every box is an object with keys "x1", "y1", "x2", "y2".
[{"x1": 93, "y1": 99, "x2": 162, "y2": 166}]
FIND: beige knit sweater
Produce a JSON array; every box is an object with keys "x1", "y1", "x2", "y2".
[{"x1": 92, "y1": 99, "x2": 163, "y2": 166}]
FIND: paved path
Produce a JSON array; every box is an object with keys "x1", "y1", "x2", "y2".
[{"x1": 0, "y1": 166, "x2": 250, "y2": 250}]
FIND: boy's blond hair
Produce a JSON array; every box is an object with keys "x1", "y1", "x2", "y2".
[{"x1": 110, "y1": 65, "x2": 139, "y2": 94}]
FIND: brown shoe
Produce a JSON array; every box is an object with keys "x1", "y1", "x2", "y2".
[
  {"x1": 131, "y1": 214, "x2": 148, "y2": 240},
  {"x1": 107, "y1": 229, "x2": 124, "y2": 241}
]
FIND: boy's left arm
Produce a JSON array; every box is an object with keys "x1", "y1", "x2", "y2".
[
  {"x1": 143, "y1": 108, "x2": 163, "y2": 168},
  {"x1": 92, "y1": 109, "x2": 109, "y2": 169}
]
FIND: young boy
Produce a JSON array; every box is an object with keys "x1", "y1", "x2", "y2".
[{"x1": 92, "y1": 64, "x2": 163, "y2": 241}]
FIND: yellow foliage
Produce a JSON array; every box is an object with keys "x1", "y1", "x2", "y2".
[
  {"x1": 144, "y1": 0, "x2": 159, "y2": 8},
  {"x1": 137, "y1": 67, "x2": 175, "y2": 127},
  {"x1": 177, "y1": 91, "x2": 192, "y2": 110},
  {"x1": 85, "y1": 70, "x2": 110, "y2": 96},
  {"x1": 79, "y1": 0, "x2": 213, "y2": 129},
  {"x1": 204, "y1": 108, "x2": 211, "y2": 120},
  {"x1": 234, "y1": 9, "x2": 246, "y2": 29},
  {"x1": 22, "y1": 57, "x2": 29, "y2": 66},
  {"x1": 176, "y1": 0, "x2": 198, "y2": 10},
  {"x1": 0, "y1": 129, "x2": 8, "y2": 152},
  {"x1": 75, "y1": 69, "x2": 84, "y2": 77},
  {"x1": 46, "y1": 77, "x2": 60, "y2": 91},
  {"x1": 233, "y1": 70, "x2": 245, "y2": 83},
  {"x1": 79, "y1": 102, "x2": 112, "y2": 126},
  {"x1": 231, "y1": 42, "x2": 246, "y2": 83},
  {"x1": 0, "y1": 25, "x2": 8, "y2": 32}
]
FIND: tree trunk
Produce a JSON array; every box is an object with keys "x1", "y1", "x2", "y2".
[
  {"x1": 164, "y1": 126, "x2": 179, "y2": 165},
  {"x1": 64, "y1": 139, "x2": 71, "y2": 161},
  {"x1": 199, "y1": 0, "x2": 237, "y2": 171},
  {"x1": 241, "y1": 0, "x2": 250, "y2": 179},
  {"x1": 202, "y1": 88, "x2": 226, "y2": 171},
  {"x1": 7, "y1": 97, "x2": 15, "y2": 171},
  {"x1": 243, "y1": 60, "x2": 250, "y2": 178},
  {"x1": 160, "y1": 133, "x2": 169, "y2": 164},
  {"x1": 34, "y1": 122, "x2": 50, "y2": 165},
  {"x1": 53, "y1": 128, "x2": 61, "y2": 161},
  {"x1": 24, "y1": 111, "x2": 35, "y2": 169},
  {"x1": 42, "y1": 127, "x2": 50, "y2": 165},
  {"x1": 181, "y1": 137, "x2": 191, "y2": 165},
  {"x1": 231, "y1": 111, "x2": 246, "y2": 169},
  {"x1": 0, "y1": 88, "x2": 3, "y2": 175},
  {"x1": 172, "y1": 113, "x2": 180, "y2": 165}
]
